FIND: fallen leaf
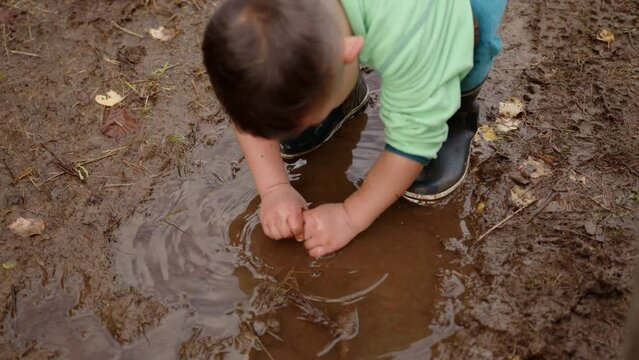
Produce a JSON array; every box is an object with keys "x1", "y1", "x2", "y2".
[
  {"x1": 596, "y1": 28, "x2": 615, "y2": 44},
  {"x1": 584, "y1": 221, "x2": 597, "y2": 236},
  {"x1": 475, "y1": 202, "x2": 486, "y2": 214},
  {"x1": 510, "y1": 186, "x2": 536, "y2": 207},
  {"x1": 499, "y1": 97, "x2": 525, "y2": 118},
  {"x1": 148, "y1": 26, "x2": 179, "y2": 42},
  {"x1": 495, "y1": 117, "x2": 521, "y2": 132},
  {"x1": 519, "y1": 157, "x2": 551, "y2": 179},
  {"x1": 102, "y1": 107, "x2": 140, "y2": 140},
  {"x1": 95, "y1": 90, "x2": 124, "y2": 107},
  {"x1": 541, "y1": 155, "x2": 556, "y2": 165},
  {"x1": 8, "y1": 217, "x2": 45, "y2": 237},
  {"x1": 2, "y1": 260, "x2": 17, "y2": 270},
  {"x1": 568, "y1": 170, "x2": 587, "y2": 184},
  {"x1": 477, "y1": 125, "x2": 500, "y2": 142}
]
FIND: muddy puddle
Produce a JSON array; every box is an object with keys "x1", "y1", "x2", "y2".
[{"x1": 10, "y1": 74, "x2": 474, "y2": 359}]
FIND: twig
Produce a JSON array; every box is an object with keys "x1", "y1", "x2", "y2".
[
  {"x1": 77, "y1": 146, "x2": 128, "y2": 166},
  {"x1": 102, "y1": 183, "x2": 133, "y2": 188},
  {"x1": 162, "y1": 219, "x2": 189, "y2": 235},
  {"x1": 41, "y1": 144, "x2": 75, "y2": 174},
  {"x1": 40, "y1": 171, "x2": 65, "y2": 185},
  {"x1": 477, "y1": 200, "x2": 538, "y2": 242},
  {"x1": 1, "y1": 24, "x2": 10, "y2": 63},
  {"x1": 9, "y1": 50, "x2": 40, "y2": 58},
  {"x1": 111, "y1": 21, "x2": 144, "y2": 39},
  {"x1": 29, "y1": 177, "x2": 41, "y2": 191}
]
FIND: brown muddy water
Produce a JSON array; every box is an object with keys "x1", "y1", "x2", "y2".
[{"x1": 10, "y1": 74, "x2": 474, "y2": 359}]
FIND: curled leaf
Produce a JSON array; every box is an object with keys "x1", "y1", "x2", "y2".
[
  {"x1": 2, "y1": 260, "x2": 17, "y2": 270},
  {"x1": 499, "y1": 97, "x2": 525, "y2": 118},
  {"x1": 596, "y1": 29, "x2": 615, "y2": 44},
  {"x1": 8, "y1": 217, "x2": 45, "y2": 237},
  {"x1": 148, "y1": 26, "x2": 179, "y2": 42},
  {"x1": 95, "y1": 90, "x2": 124, "y2": 107}
]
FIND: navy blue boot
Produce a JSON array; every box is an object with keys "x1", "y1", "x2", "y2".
[
  {"x1": 403, "y1": 86, "x2": 481, "y2": 204},
  {"x1": 280, "y1": 74, "x2": 369, "y2": 158}
]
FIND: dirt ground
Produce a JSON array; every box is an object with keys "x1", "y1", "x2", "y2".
[{"x1": 1, "y1": 0, "x2": 637, "y2": 359}]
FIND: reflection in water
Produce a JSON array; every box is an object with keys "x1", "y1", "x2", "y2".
[{"x1": 17, "y1": 73, "x2": 472, "y2": 359}]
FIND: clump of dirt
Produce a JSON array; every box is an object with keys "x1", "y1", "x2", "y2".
[{"x1": 437, "y1": 0, "x2": 639, "y2": 358}]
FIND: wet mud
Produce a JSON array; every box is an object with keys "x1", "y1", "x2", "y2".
[
  {"x1": 111, "y1": 72, "x2": 473, "y2": 359},
  {"x1": 1, "y1": 0, "x2": 637, "y2": 359}
]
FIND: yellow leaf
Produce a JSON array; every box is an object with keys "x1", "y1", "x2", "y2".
[
  {"x1": 95, "y1": 90, "x2": 124, "y2": 107},
  {"x1": 478, "y1": 125, "x2": 500, "y2": 142},
  {"x1": 475, "y1": 202, "x2": 486, "y2": 214},
  {"x1": 596, "y1": 29, "x2": 615, "y2": 44},
  {"x1": 2, "y1": 260, "x2": 17, "y2": 270}
]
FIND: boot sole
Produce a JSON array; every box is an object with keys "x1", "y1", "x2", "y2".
[
  {"x1": 280, "y1": 87, "x2": 370, "y2": 159},
  {"x1": 402, "y1": 151, "x2": 471, "y2": 205}
]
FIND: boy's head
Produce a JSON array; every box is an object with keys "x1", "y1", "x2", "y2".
[{"x1": 202, "y1": 0, "x2": 362, "y2": 139}]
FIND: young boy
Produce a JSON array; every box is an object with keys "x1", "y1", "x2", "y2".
[{"x1": 202, "y1": 0, "x2": 507, "y2": 258}]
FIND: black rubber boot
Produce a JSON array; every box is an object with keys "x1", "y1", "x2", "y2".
[
  {"x1": 280, "y1": 74, "x2": 369, "y2": 158},
  {"x1": 403, "y1": 85, "x2": 481, "y2": 204}
]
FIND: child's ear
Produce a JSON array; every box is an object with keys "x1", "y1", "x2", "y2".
[{"x1": 342, "y1": 36, "x2": 364, "y2": 64}]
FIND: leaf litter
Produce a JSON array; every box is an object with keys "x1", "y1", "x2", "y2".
[
  {"x1": 95, "y1": 90, "x2": 124, "y2": 107},
  {"x1": 8, "y1": 217, "x2": 45, "y2": 237},
  {"x1": 102, "y1": 107, "x2": 140, "y2": 140}
]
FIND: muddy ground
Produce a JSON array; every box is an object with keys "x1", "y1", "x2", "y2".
[{"x1": 1, "y1": 0, "x2": 638, "y2": 359}]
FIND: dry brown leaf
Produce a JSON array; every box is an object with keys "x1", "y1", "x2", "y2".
[
  {"x1": 520, "y1": 157, "x2": 551, "y2": 179},
  {"x1": 510, "y1": 186, "x2": 536, "y2": 207},
  {"x1": 148, "y1": 26, "x2": 179, "y2": 42},
  {"x1": 102, "y1": 107, "x2": 140, "y2": 140},
  {"x1": 499, "y1": 97, "x2": 525, "y2": 118},
  {"x1": 596, "y1": 28, "x2": 615, "y2": 44},
  {"x1": 8, "y1": 217, "x2": 45, "y2": 237},
  {"x1": 495, "y1": 117, "x2": 521, "y2": 132},
  {"x1": 95, "y1": 90, "x2": 124, "y2": 107}
]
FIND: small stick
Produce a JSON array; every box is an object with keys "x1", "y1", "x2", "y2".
[
  {"x1": 9, "y1": 50, "x2": 40, "y2": 58},
  {"x1": 2, "y1": 24, "x2": 9, "y2": 61},
  {"x1": 191, "y1": 78, "x2": 199, "y2": 98},
  {"x1": 477, "y1": 200, "x2": 537, "y2": 242},
  {"x1": 27, "y1": 14, "x2": 33, "y2": 41},
  {"x1": 102, "y1": 183, "x2": 133, "y2": 188},
  {"x1": 11, "y1": 168, "x2": 33, "y2": 184},
  {"x1": 40, "y1": 171, "x2": 65, "y2": 185},
  {"x1": 111, "y1": 21, "x2": 144, "y2": 39},
  {"x1": 29, "y1": 177, "x2": 41, "y2": 191}
]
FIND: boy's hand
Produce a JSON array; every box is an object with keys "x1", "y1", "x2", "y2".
[
  {"x1": 302, "y1": 203, "x2": 363, "y2": 258},
  {"x1": 260, "y1": 183, "x2": 307, "y2": 240}
]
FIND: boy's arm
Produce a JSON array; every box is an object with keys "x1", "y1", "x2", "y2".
[
  {"x1": 303, "y1": 150, "x2": 422, "y2": 257},
  {"x1": 234, "y1": 126, "x2": 307, "y2": 240}
]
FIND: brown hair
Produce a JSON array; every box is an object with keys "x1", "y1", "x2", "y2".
[{"x1": 202, "y1": 0, "x2": 338, "y2": 139}]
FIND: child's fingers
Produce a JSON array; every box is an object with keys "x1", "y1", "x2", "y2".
[
  {"x1": 287, "y1": 212, "x2": 304, "y2": 241},
  {"x1": 275, "y1": 217, "x2": 292, "y2": 239},
  {"x1": 309, "y1": 246, "x2": 325, "y2": 258},
  {"x1": 303, "y1": 237, "x2": 322, "y2": 250}
]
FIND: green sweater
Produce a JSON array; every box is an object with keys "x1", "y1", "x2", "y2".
[{"x1": 341, "y1": 0, "x2": 474, "y2": 159}]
